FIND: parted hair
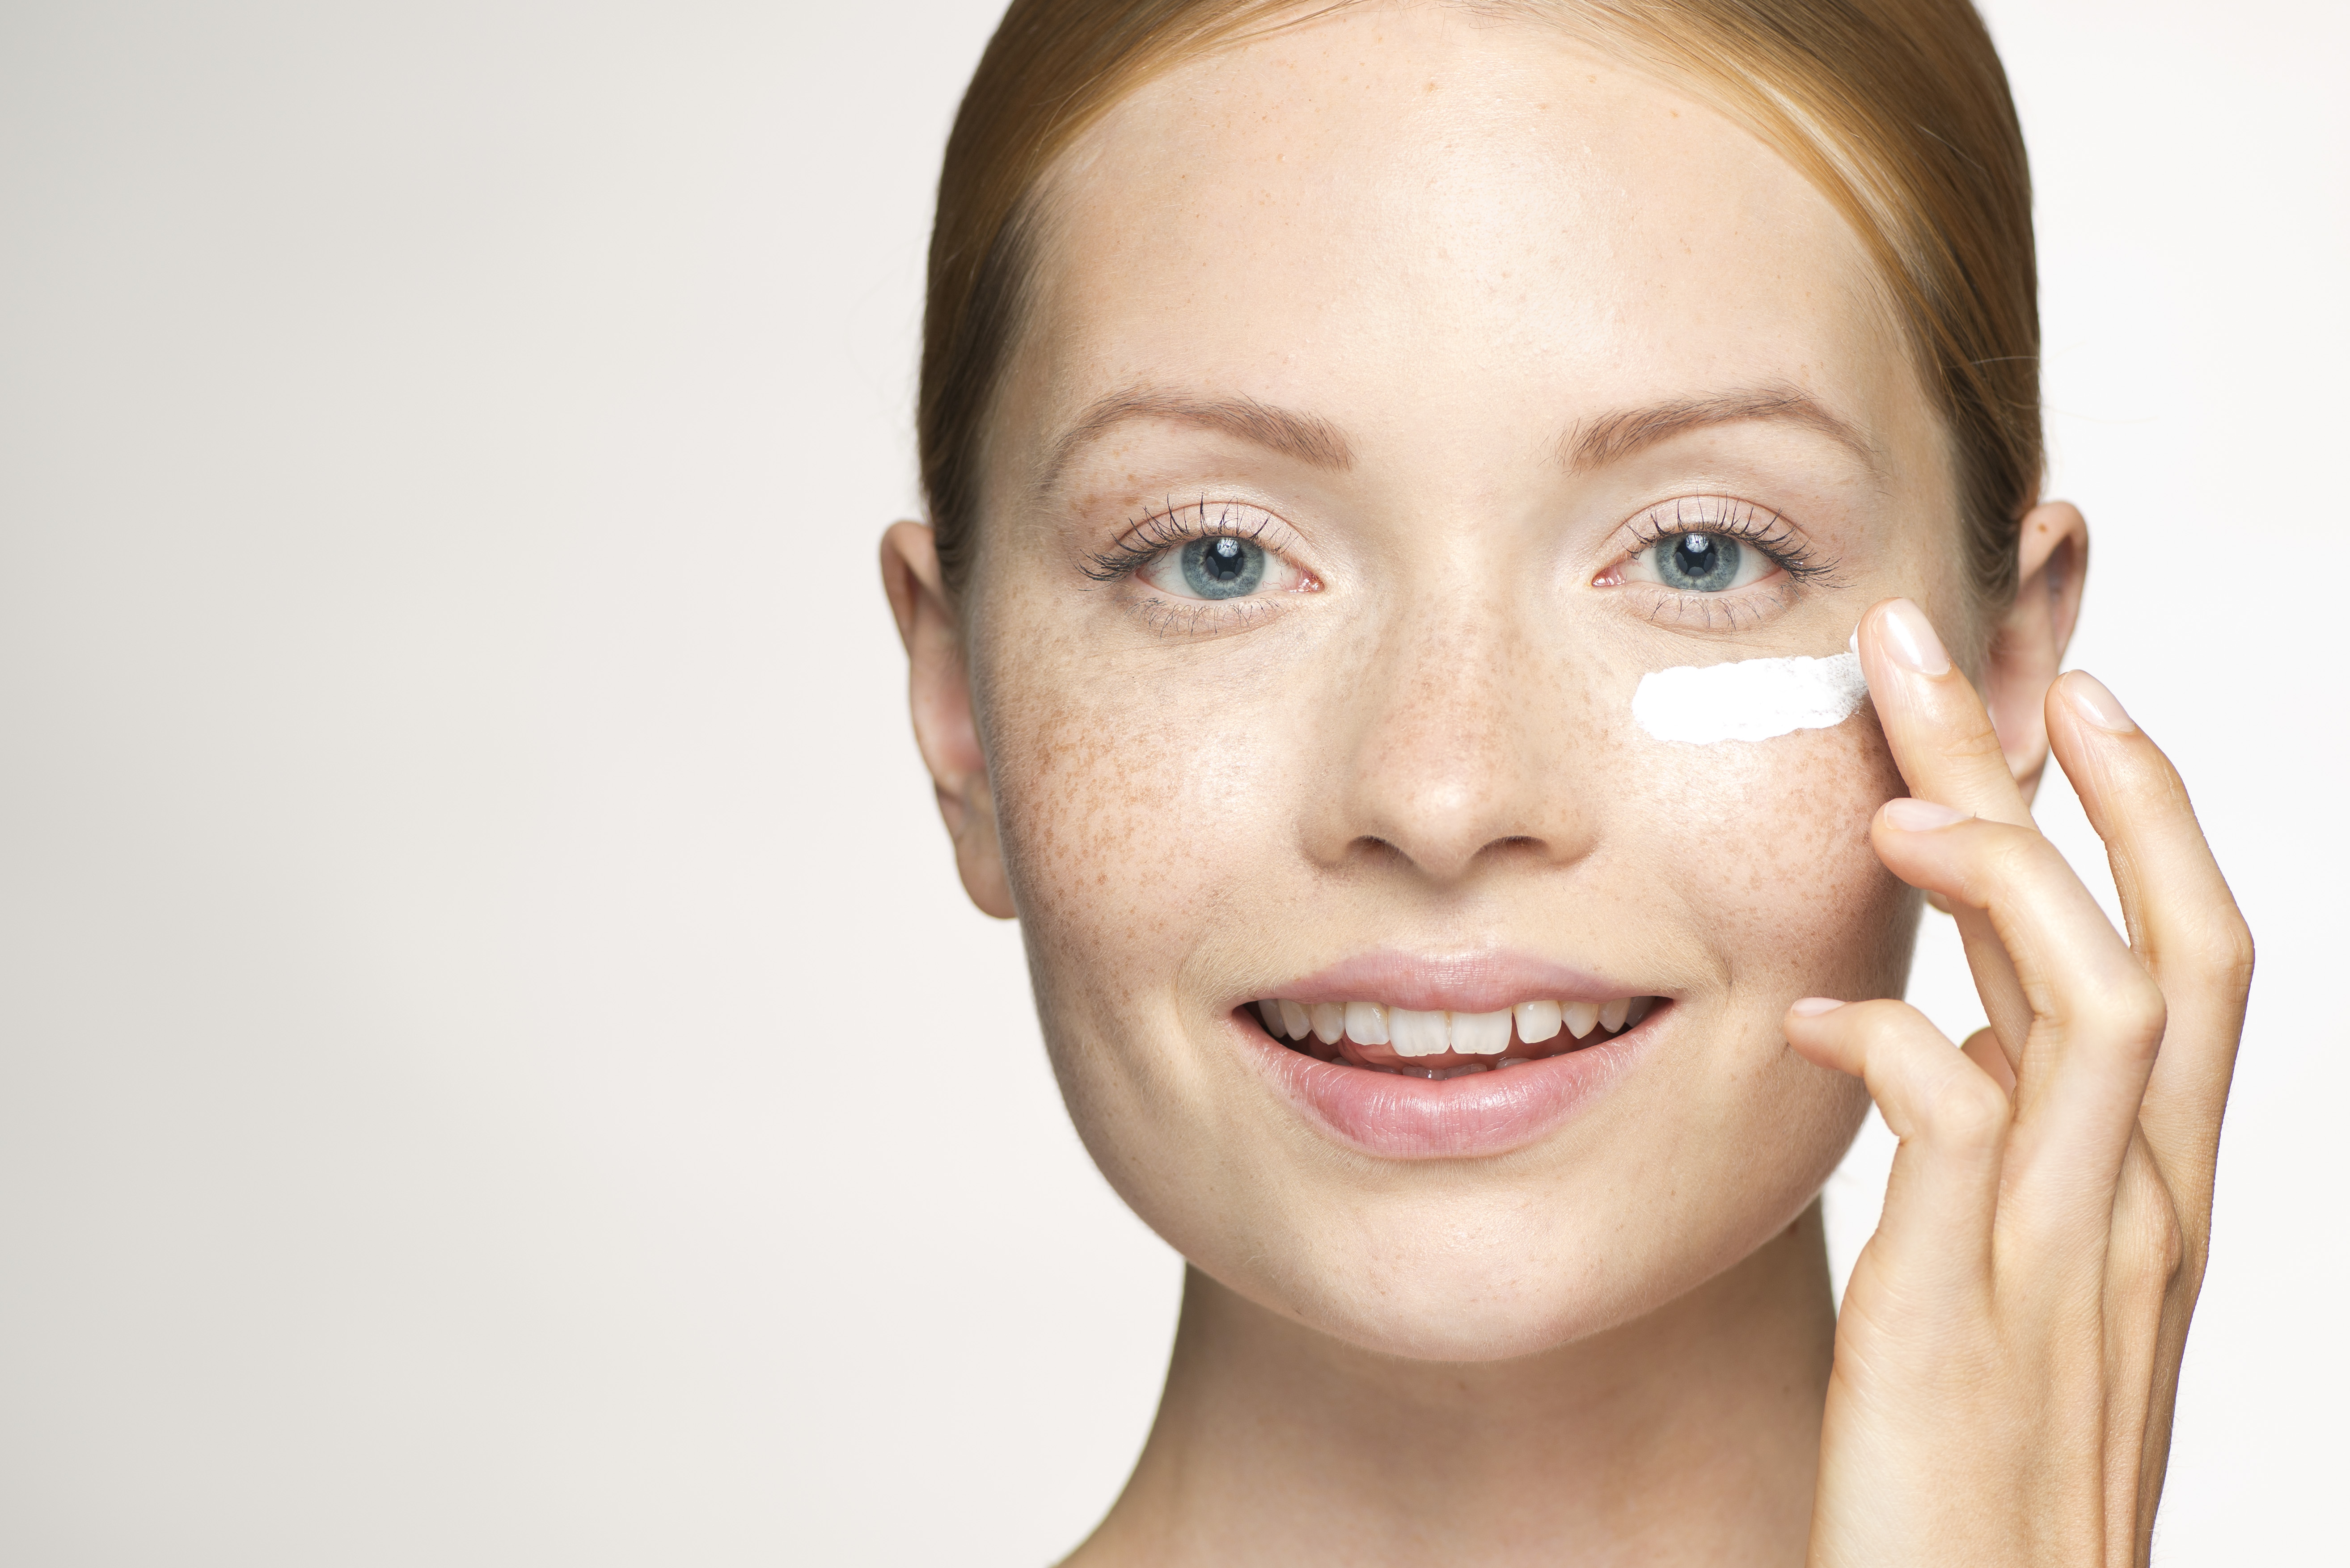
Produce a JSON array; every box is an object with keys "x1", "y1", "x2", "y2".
[{"x1": 919, "y1": 0, "x2": 2040, "y2": 611}]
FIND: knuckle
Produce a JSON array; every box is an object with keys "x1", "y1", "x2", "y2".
[
  {"x1": 2123, "y1": 984, "x2": 2170, "y2": 1050},
  {"x1": 1976, "y1": 826, "x2": 2055, "y2": 895},
  {"x1": 2124, "y1": 1204, "x2": 2189, "y2": 1294},
  {"x1": 2177, "y1": 910, "x2": 2257, "y2": 996},
  {"x1": 1944, "y1": 714, "x2": 2009, "y2": 770},
  {"x1": 1927, "y1": 1064, "x2": 2010, "y2": 1149},
  {"x1": 2087, "y1": 971, "x2": 2168, "y2": 1055}
]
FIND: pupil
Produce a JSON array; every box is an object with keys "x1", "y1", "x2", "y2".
[
  {"x1": 1179, "y1": 535, "x2": 1267, "y2": 600},
  {"x1": 1658, "y1": 532, "x2": 1740, "y2": 592}
]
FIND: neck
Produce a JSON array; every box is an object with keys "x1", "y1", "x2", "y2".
[{"x1": 1069, "y1": 1204, "x2": 1835, "y2": 1568}]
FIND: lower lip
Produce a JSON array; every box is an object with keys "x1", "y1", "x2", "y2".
[{"x1": 1239, "y1": 1018, "x2": 1655, "y2": 1160}]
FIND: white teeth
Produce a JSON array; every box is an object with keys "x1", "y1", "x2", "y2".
[
  {"x1": 1449, "y1": 1009, "x2": 1512, "y2": 1055},
  {"x1": 1513, "y1": 1000, "x2": 1563, "y2": 1045},
  {"x1": 1389, "y1": 1007, "x2": 1449, "y2": 1058},
  {"x1": 1265, "y1": 995, "x2": 1653, "y2": 1053}
]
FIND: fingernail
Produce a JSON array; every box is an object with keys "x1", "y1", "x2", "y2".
[
  {"x1": 1878, "y1": 599, "x2": 1951, "y2": 676},
  {"x1": 1789, "y1": 996, "x2": 1846, "y2": 1017},
  {"x1": 1881, "y1": 797, "x2": 1970, "y2": 831},
  {"x1": 2064, "y1": 672, "x2": 2136, "y2": 733}
]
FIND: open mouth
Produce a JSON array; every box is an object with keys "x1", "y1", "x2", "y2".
[{"x1": 1248, "y1": 995, "x2": 1665, "y2": 1077}]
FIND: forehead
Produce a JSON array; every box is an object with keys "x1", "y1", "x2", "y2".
[{"x1": 1005, "y1": 5, "x2": 1927, "y2": 471}]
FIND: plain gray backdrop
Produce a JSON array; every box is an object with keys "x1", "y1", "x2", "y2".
[{"x1": 2, "y1": 1, "x2": 2342, "y2": 1562}]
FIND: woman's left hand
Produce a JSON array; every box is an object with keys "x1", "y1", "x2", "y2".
[{"x1": 1786, "y1": 598, "x2": 2253, "y2": 1568}]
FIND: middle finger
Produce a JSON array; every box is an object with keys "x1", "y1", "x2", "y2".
[{"x1": 1870, "y1": 799, "x2": 2168, "y2": 1231}]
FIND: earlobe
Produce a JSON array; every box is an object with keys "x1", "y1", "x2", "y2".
[
  {"x1": 1982, "y1": 501, "x2": 2090, "y2": 804},
  {"x1": 880, "y1": 521, "x2": 1017, "y2": 919}
]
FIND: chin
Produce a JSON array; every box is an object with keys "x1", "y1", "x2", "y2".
[{"x1": 1185, "y1": 1141, "x2": 1855, "y2": 1364}]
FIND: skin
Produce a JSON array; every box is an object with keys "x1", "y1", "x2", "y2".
[{"x1": 880, "y1": 7, "x2": 2248, "y2": 1564}]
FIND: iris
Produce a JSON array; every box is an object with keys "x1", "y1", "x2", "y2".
[
  {"x1": 1654, "y1": 532, "x2": 1741, "y2": 592},
  {"x1": 1180, "y1": 536, "x2": 1266, "y2": 599}
]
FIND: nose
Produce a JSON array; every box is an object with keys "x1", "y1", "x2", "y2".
[{"x1": 1305, "y1": 593, "x2": 1597, "y2": 886}]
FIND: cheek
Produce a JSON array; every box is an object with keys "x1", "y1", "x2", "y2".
[
  {"x1": 972, "y1": 612, "x2": 1298, "y2": 1011},
  {"x1": 1624, "y1": 708, "x2": 1915, "y2": 999}
]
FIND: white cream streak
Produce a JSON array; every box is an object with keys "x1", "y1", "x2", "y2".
[{"x1": 1632, "y1": 651, "x2": 1868, "y2": 745}]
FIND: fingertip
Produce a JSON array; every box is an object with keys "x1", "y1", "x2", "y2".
[
  {"x1": 1878, "y1": 598, "x2": 1952, "y2": 677},
  {"x1": 2058, "y1": 670, "x2": 2137, "y2": 735},
  {"x1": 1783, "y1": 999, "x2": 1862, "y2": 1078},
  {"x1": 1879, "y1": 797, "x2": 1970, "y2": 833}
]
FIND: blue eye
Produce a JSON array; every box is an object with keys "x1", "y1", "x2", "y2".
[
  {"x1": 1602, "y1": 498, "x2": 1828, "y2": 607},
  {"x1": 1176, "y1": 536, "x2": 1267, "y2": 599},
  {"x1": 1101, "y1": 502, "x2": 1314, "y2": 612},
  {"x1": 1620, "y1": 529, "x2": 1781, "y2": 594},
  {"x1": 1653, "y1": 532, "x2": 1741, "y2": 591}
]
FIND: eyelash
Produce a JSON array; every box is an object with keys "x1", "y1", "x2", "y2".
[
  {"x1": 1081, "y1": 498, "x2": 1284, "y2": 584},
  {"x1": 1079, "y1": 493, "x2": 1835, "y2": 633},
  {"x1": 1619, "y1": 495, "x2": 1839, "y2": 586}
]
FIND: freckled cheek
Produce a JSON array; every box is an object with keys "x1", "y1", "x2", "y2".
[
  {"x1": 983, "y1": 662, "x2": 1306, "y2": 978},
  {"x1": 1621, "y1": 719, "x2": 1913, "y2": 996}
]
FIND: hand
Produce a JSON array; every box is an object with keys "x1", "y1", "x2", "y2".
[{"x1": 1786, "y1": 598, "x2": 2253, "y2": 1568}]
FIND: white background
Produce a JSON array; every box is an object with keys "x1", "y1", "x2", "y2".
[{"x1": 1, "y1": 2, "x2": 2341, "y2": 1562}]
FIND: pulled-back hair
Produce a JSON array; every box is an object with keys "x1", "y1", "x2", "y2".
[{"x1": 920, "y1": 0, "x2": 2039, "y2": 611}]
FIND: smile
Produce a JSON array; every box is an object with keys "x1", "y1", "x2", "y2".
[
  {"x1": 1253, "y1": 996, "x2": 1661, "y2": 1075},
  {"x1": 1232, "y1": 951, "x2": 1669, "y2": 1159}
]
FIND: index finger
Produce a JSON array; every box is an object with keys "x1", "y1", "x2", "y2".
[
  {"x1": 1856, "y1": 597, "x2": 2033, "y2": 829},
  {"x1": 1856, "y1": 597, "x2": 2037, "y2": 1059}
]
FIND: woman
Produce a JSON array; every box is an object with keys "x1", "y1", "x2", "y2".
[{"x1": 880, "y1": 1, "x2": 2251, "y2": 1561}]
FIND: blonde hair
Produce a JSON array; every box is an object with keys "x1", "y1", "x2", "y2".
[{"x1": 919, "y1": 0, "x2": 2039, "y2": 611}]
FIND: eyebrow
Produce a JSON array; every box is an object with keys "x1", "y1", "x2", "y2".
[
  {"x1": 1563, "y1": 386, "x2": 1879, "y2": 473},
  {"x1": 1036, "y1": 380, "x2": 1877, "y2": 500},
  {"x1": 1036, "y1": 387, "x2": 1353, "y2": 500}
]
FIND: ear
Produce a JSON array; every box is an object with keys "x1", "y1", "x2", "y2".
[
  {"x1": 1980, "y1": 500, "x2": 2089, "y2": 805},
  {"x1": 880, "y1": 521, "x2": 1015, "y2": 919}
]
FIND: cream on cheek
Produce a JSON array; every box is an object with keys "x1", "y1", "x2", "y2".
[
  {"x1": 1632, "y1": 650, "x2": 1868, "y2": 745},
  {"x1": 1627, "y1": 688, "x2": 1918, "y2": 1024}
]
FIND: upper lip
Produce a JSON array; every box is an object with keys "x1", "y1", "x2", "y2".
[{"x1": 1258, "y1": 948, "x2": 1643, "y2": 1013}]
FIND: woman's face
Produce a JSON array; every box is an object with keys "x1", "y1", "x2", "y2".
[{"x1": 955, "y1": 8, "x2": 1971, "y2": 1360}]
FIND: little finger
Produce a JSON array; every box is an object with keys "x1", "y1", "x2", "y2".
[{"x1": 1785, "y1": 997, "x2": 2004, "y2": 1293}]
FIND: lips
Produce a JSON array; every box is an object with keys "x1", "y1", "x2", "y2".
[{"x1": 1231, "y1": 950, "x2": 1666, "y2": 1159}]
